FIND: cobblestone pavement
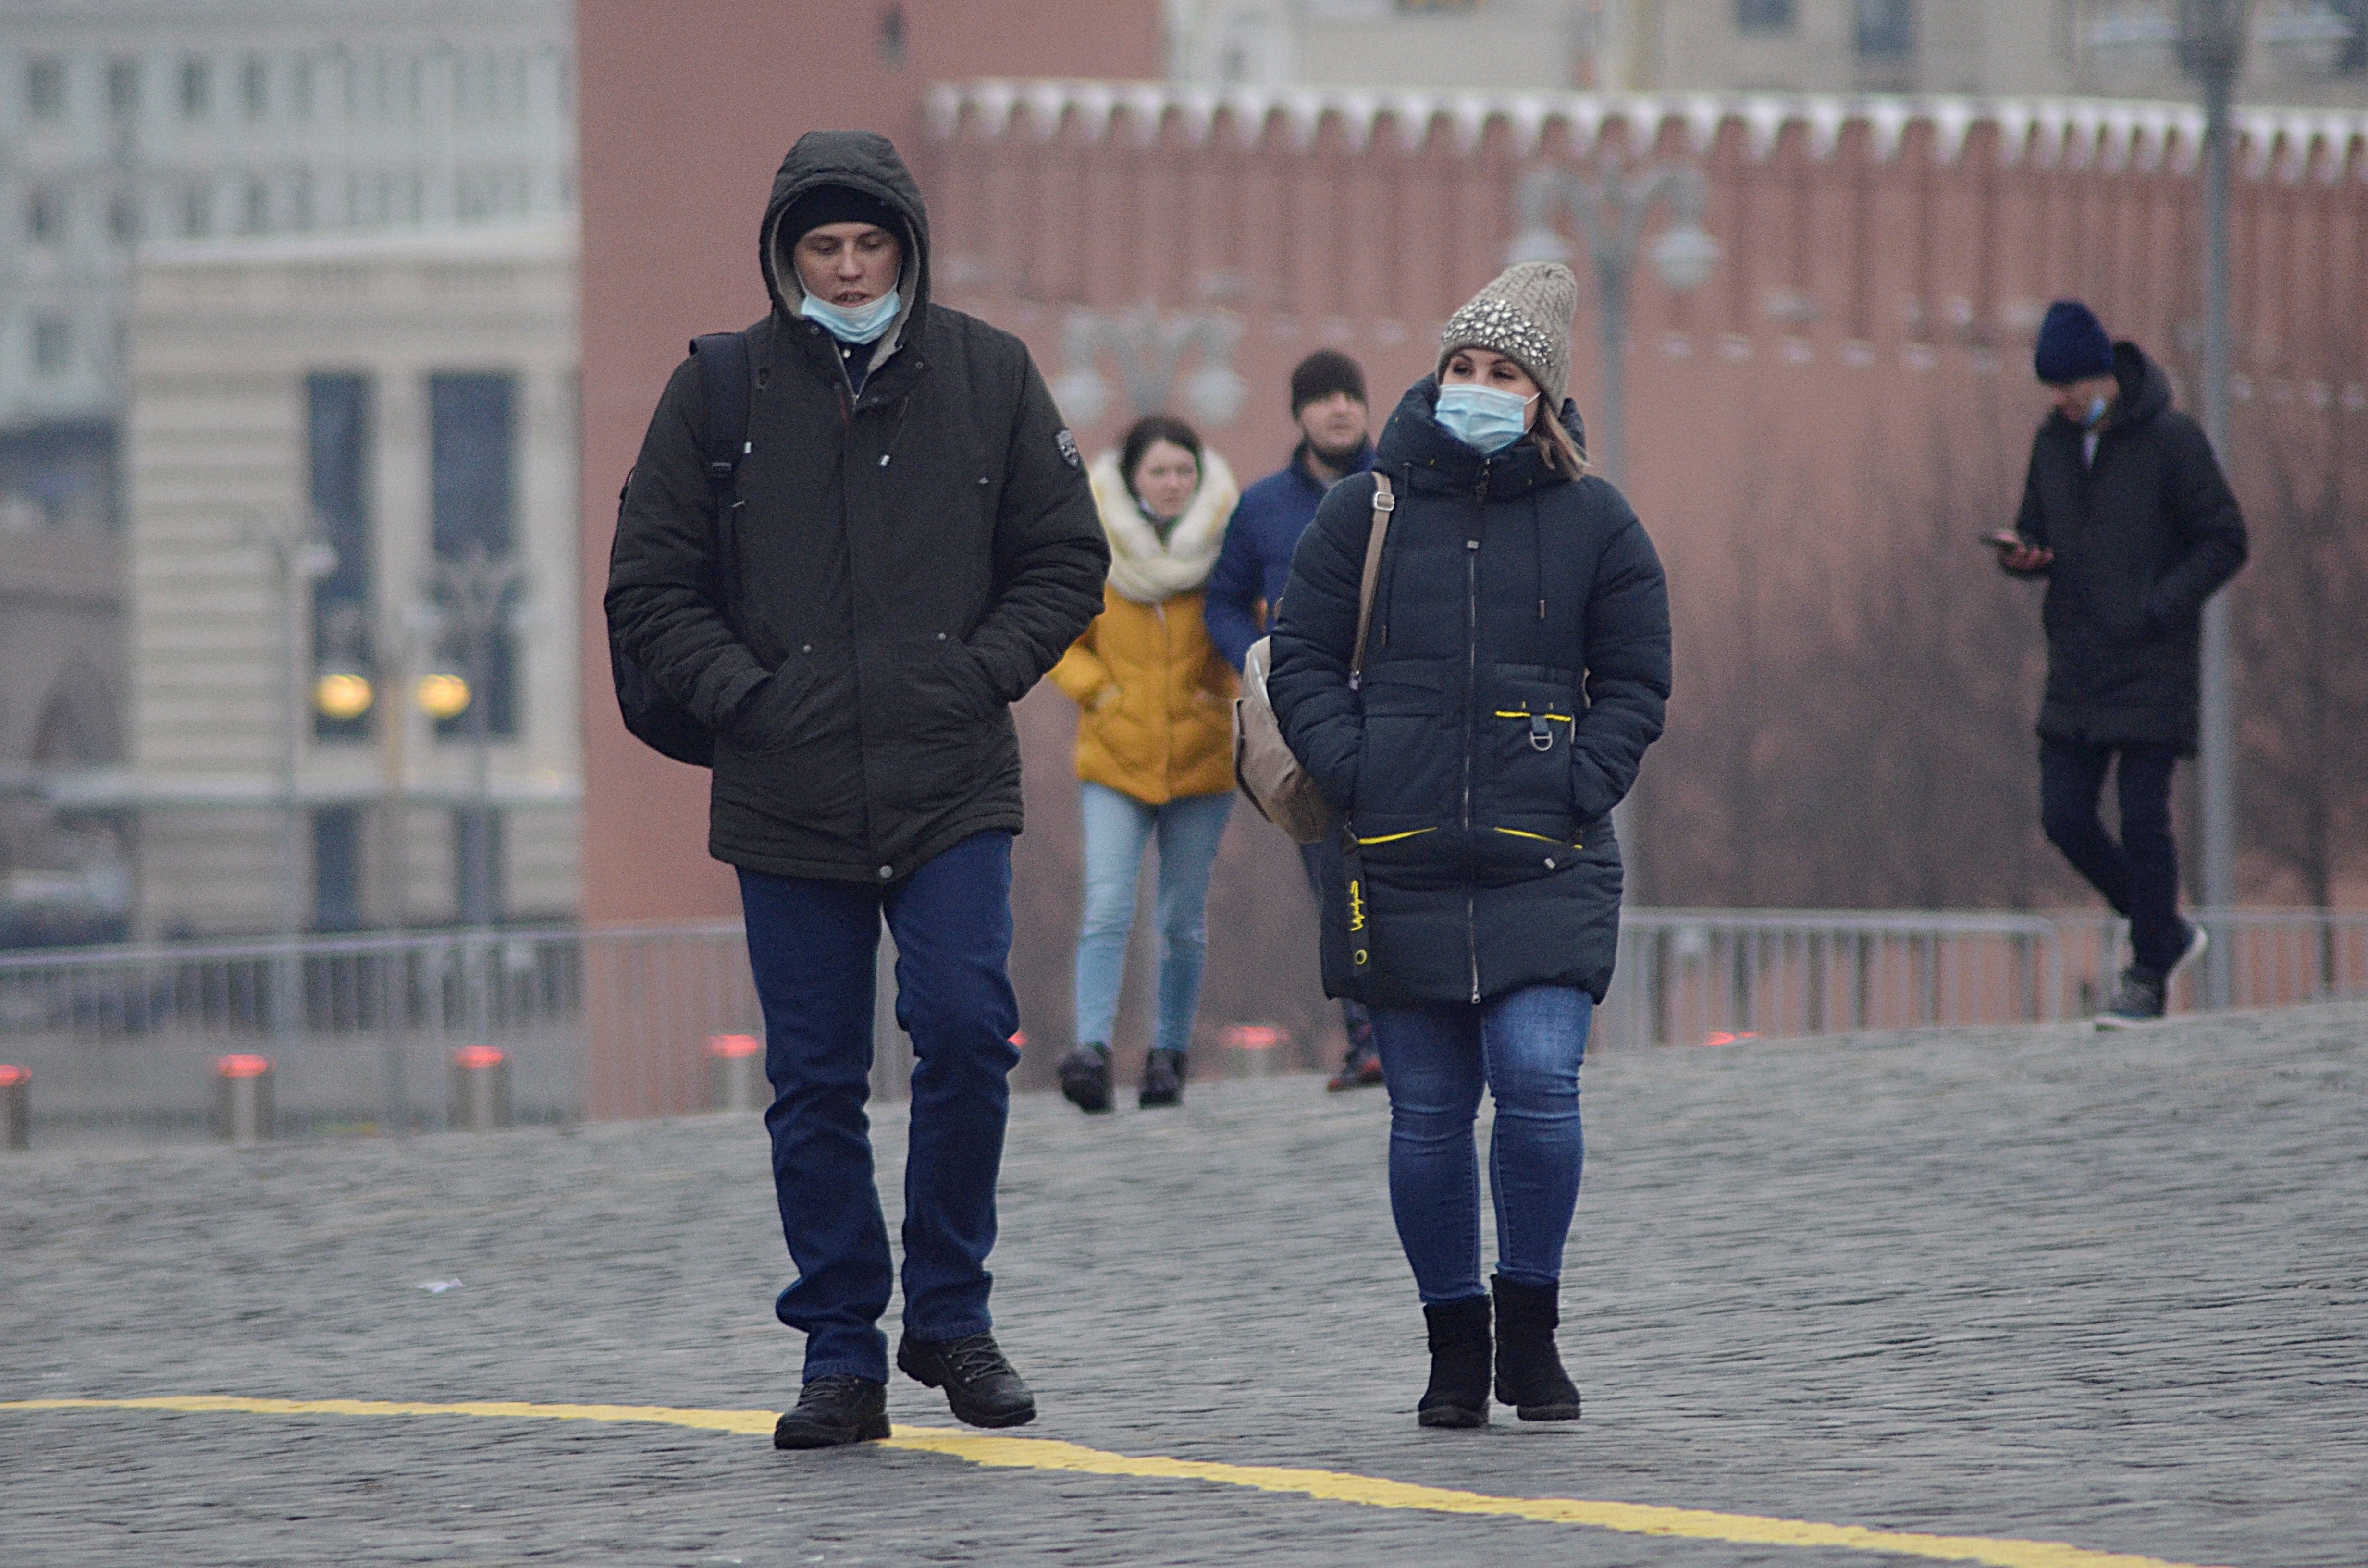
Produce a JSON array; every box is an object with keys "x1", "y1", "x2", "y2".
[{"x1": 3, "y1": 999, "x2": 2364, "y2": 1568}]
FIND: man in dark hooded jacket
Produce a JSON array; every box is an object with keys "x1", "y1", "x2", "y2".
[
  {"x1": 1996, "y1": 300, "x2": 2246, "y2": 1029},
  {"x1": 606, "y1": 131, "x2": 1106, "y2": 1447}
]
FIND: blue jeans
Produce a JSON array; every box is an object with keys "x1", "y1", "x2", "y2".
[
  {"x1": 1369, "y1": 985, "x2": 1592, "y2": 1304},
  {"x1": 738, "y1": 832, "x2": 1022, "y2": 1383},
  {"x1": 1073, "y1": 782, "x2": 1233, "y2": 1053}
]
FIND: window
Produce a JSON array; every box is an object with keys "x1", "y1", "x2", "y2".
[
  {"x1": 429, "y1": 372, "x2": 520, "y2": 741},
  {"x1": 26, "y1": 187, "x2": 61, "y2": 245},
  {"x1": 108, "y1": 195, "x2": 138, "y2": 245},
  {"x1": 292, "y1": 56, "x2": 313, "y2": 119},
  {"x1": 32, "y1": 316, "x2": 72, "y2": 376},
  {"x1": 180, "y1": 183, "x2": 211, "y2": 238},
  {"x1": 1856, "y1": 0, "x2": 1916, "y2": 60},
  {"x1": 241, "y1": 54, "x2": 268, "y2": 119},
  {"x1": 2337, "y1": 0, "x2": 2368, "y2": 74},
  {"x1": 242, "y1": 178, "x2": 269, "y2": 233},
  {"x1": 312, "y1": 808, "x2": 365, "y2": 930},
  {"x1": 108, "y1": 57, "x2": 141, "y2": 116},
  {"x1": 308, "y1": 374, "x2": 375, "y2": 743},
  {"x1": 180, "y1": 56, "x2": 210, "y2": 118},
  {"x1": 1737, "y1": 0, "x2": 1796, "y2": 33},
  {"x1": 26, "y1": 57, "x2": 63, "y2": 120}
]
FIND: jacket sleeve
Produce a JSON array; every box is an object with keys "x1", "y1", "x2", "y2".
[
  {"x1": 2000, "y1": 439, "x2": 2053, "y2": 579},
  {"x1": 1202, "y1": 499, "x2": 1263, "y2": 673},
  {"x1": 1570, "y1": 503, "x2": 1673, "y2": 824},
  {"x1": 604, "y1": 354, "x2": 773, "y2": 731},
  {"x1": 967, "y1": 349, "x2": 1110, "y2": 704},
  {"x1": 2144, "y1": 418, "x2": 2248, "y2": 628},
  {"x1": 1047, "y1": 626, "x2": 1114, "y2": 711},
  {"x1": 1267, "y1": 478, "x2": 1373, "y2": 811}
]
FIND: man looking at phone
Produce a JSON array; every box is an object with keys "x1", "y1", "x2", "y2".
[{"x1": 1993, "y1": 300, "x2": 2247, "y2": 1028}]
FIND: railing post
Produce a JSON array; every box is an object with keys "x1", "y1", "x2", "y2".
[{"x1": 0, "y1": 1065, "x2": 28, "y2": 1152}]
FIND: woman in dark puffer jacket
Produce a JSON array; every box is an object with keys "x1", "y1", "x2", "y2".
[{"x1": 1268, "y1": 262, "x2": 1670, "y2": 1429}]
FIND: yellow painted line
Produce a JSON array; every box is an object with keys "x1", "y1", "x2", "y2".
[{"x1": 2, "y1": 1396, "x2": 2226, "y2": 1568}]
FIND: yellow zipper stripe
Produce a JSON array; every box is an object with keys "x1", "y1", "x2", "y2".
[
  {"x1": 1492, "y1": 828, "x2": 1573, "y2": 845},
  {"x1": 1354, "y1": 828, "x2": 1436, "y2": 845},
  {"x1": 1493, "y1": 710, "x2": 1573, "y2": 722}
]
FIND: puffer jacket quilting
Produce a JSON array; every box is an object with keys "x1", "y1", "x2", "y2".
[{"x1": 1268, "y1": 378, "x2": 1671, "y2": 1006}]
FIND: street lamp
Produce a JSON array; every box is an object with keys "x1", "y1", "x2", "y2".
[
  {"x1": 247, "y1": 515, "x2": 337, "y2": 1038},
  {"x1": 419, "y1": 543, "x2": 529, "y2": 930},
  {"x1": 1508, "y1": 156, "x2": 1722, "y2": 901},
  {"x1": 1054, "y1": 304, "x2": 1249, "y2": 429},
  {"x1": 1507, "y1": 156, "x2": 1721, "y2": 490}
]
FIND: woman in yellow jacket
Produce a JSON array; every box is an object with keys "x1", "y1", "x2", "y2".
[{"x1": 1049, "y1": 415, "x2": 1241, "y2": 1113}]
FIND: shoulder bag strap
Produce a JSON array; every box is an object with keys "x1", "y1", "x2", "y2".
[{"x1": 1349, "y1": 472, "x2": 1394, "y2": 688}]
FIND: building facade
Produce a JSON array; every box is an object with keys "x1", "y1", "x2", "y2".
[
  {"x1": 113, "y1": 222, "x2": 580, "y2": 938},
  {"x1": 1166, "y1": 1, "x2": 2368, "y2": 103}
]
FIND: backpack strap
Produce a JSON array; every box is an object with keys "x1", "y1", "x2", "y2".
[{"x1": 689, "y1": 331, "x2": 753, "y2": 495}]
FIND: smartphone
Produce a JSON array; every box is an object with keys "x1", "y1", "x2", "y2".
[{"x1": 1982, "y1": 530, "x2": 2026, "y2": 551}]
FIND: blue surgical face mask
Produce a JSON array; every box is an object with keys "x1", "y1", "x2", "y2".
[
  {"x1": 800, "y1": 287, "x2": 900, "y2": 344},
  {"x1": 2083, "y1": 394, "x2": 2110, "y2": 427},
  {"x1": 1434, "y1": 382, "x2": 1537, "y2": 453}
]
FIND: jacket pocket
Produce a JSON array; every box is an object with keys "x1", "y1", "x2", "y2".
[
  {"x1": 1484, "y1": 678, "x2": 1579, "y2": 823},
  {"x1": 725, "y1": 647, "x2": 855, "y2": 755}
]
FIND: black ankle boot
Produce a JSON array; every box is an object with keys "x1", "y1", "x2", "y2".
[
  {"x1": 1058, "y1": 1042, "x2": 1113, "y2": 1113},
  {"x1": 1417, "y1": 1296, "x2": 1492, "y2": 1428},
  {"x1": 1138, "y1": 1047, "x2": 1185, "y2": 1108},
  {"x1": 1491, "y1": 1275, "x2": 1581, "y2": 1421}
]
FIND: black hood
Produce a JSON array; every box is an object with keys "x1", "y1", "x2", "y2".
[
  {"x1": 1374, "y1": 376, "x2": 1589, "y2": 500},
  {"x1": 760, "y1": 130, "x2": 931, "y2": 338},
  {"x1": 2107, "y1": 339, "x2": 2172, "y2": 429}
]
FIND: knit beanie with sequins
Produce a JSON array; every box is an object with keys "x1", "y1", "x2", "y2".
[{"x1": 1436, "y1": 262, "x2": 1579, "y2": 410}]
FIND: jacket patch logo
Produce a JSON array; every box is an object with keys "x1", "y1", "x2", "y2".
[{"x1": 1056, "y1": 428, "x2": 1082, "y2": 470}]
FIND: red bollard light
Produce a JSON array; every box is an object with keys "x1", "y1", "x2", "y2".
[
  {"x1": 1223, "y1": 1022, "x2": 1290, "y2": 1079},
  {"x1": 0, "y1": 1064, "x2": 28, "y2": 1152},
  {"x1": 450, "y1": 1046, "x2": 512, "y2": 1131},
  {"x1": 705, "y1": 1032, "x2": 765, "y2": 1114},
  {"x1": 214, "y1": 1054, "x2": 274, "y2": 1144}
]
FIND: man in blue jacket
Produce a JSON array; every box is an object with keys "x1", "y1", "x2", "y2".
[{"x1": 1206, "y1": 350, "x2": 1382, "y2": 1090}]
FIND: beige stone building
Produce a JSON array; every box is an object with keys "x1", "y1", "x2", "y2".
[
  {"x1": 1166, "y1": 0, "x2": 2368, "y2": 103},
  {"x1": 106, "y1": 220, "x2": 580, "y2": 937}
]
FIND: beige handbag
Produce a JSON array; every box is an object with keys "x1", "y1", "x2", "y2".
[{"x1": 1233, "y1": 473, "x2": 1395, "y2": 844}]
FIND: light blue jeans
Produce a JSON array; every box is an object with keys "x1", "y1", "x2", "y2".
[{"x1": 1074, "y1": 781, "x2": 1234, "y2": 1054}]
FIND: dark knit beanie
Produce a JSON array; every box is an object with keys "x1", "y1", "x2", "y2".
[
  {"x1": 779, "y1": 183, "x2": 903, "y2": 247},
  {"x1": 2033, "y1": 300, "x2": 2115, "y2": 385},
  {"x1": 1290, "y1": 349, "x2": 1367, "y2": 414}
]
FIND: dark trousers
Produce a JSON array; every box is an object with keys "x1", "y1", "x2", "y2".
[
  {"x1": 1298, "y1": 839, "x2": 1373, "y2": 1048},
  {"x1": 2039, "y1": 738, "x2": 2186, "y2": 975},
  {"x1": 738, "y1": 832, "x2": 1022, "y2": 1383}
]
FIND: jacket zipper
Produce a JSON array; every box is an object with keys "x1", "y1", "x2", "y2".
[{"x1": 1464, "y1": 474, "x2": 1483, "y2": 1004}]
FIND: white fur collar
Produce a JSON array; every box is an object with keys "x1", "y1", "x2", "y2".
[{"x1": 1089, "y1": 449, "x2": 1239, "y2": 605}]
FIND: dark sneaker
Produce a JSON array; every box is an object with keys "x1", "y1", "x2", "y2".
[
  {"x1": 1138, "y1": 1047, "x2": 1185, "y2": 1108},
  {"x1": 1325, "y1": 1042, "x2": 1386, "y2": 1093},
  {"x1": 772, "y1": 1374, "x2": 889, "y2": 1449},
  {"x1": 2095, "y1": 966, "x2": 2168, "y2": 1030},
  {"x1": 896, "y1": 1330, "x2": 1036, "y2": 1428},
  {"x1": 1057, "y1": 1042, "x2": 1113, "y2": 1114}
]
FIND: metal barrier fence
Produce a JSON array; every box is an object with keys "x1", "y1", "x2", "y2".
[{"x1": 0, "y1": 907, "x2": 2361, "y2": 1146}]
